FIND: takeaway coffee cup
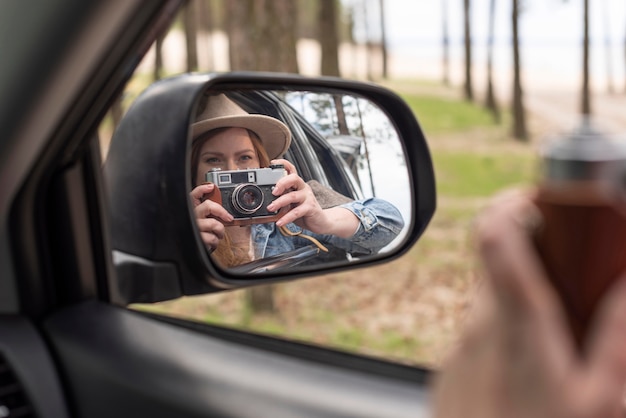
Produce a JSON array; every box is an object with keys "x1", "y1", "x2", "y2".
[{"x1": 533, "y1": 118, "x2": 626, "y2": 351}]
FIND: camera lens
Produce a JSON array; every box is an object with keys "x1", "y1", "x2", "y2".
[{"x1": 232, "y1": 184, "x2": 264, "y2": 215}]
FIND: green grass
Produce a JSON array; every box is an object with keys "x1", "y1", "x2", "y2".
[
  {"x1": 401, "y1": 94, "x2": 497, "y2": 134},
  {"x1": 134, "y1": 301, "x2": 428, "y2": 361},
  {"x1": 397, "y1": 90, "x2": 536, "y2": 197},
  {"x1": 433, "y1": 152, "x2": 536, "y2": 197}
]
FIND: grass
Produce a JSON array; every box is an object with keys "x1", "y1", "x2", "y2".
[
  {"x1": 391, "y1": 88, "x2": 537, "y2": 198},
  {"x1": 433, "y1": 152, "x2": 536, "y2": 197},
  {"x1": 131, "y1": 79, "x2": 539, "y2": 367},
  {"x1": 402, "y1": 94, "x2": 496, "y2": 135}
]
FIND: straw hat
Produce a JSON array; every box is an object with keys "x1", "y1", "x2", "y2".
[{"x1": 191, "y1": 93, "x2": 292, "y2": 160}]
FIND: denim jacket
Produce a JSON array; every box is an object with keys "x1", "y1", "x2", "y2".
[{"x1": 251, "y1": 197, "x2": 405, "y2": 260}]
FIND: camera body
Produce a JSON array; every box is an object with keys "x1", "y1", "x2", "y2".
[{"x1": 204, "y1": 165, "x2": 288, "y2": 226}]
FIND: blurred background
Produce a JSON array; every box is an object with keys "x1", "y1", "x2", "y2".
[{"x1": 101, "y1": 0, "x2": 626, "y2": 368}]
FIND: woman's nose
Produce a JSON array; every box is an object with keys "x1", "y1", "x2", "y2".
[{"x1": 226, "y1": 160, "x2": 238, "y2": 171}]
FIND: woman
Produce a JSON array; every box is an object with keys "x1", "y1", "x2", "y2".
[{"x1": 189, "y1": 93, "x2": 404, "y2": 268}]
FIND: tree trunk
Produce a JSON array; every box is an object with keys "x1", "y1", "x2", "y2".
[
  {"x1": 379, "y1": 0, "x2": 388, "y2": 79},
  {"x1": 197, "y1": 0, "x2": 215, "y2": 70},
  {"x1": 227, "y1": 0, "x2": 298, "y2": 73},
  {"x1": 463, "y1": 0, "x2": 474, "y2": 101},
  {"x1": 485, "y1": 0, "x2": 500, "y2": 122},
  {"x1": 184, "y1": 0, "x2": 198, "y2": 72},
  {"x1": 442, "y1": 0, "x2": 450, "y2": 85},
  {"x1": 319, "y1": 0, "x2": 341, "y2": 76},
  {"x1": 346, "y1": 5, "x2": 358, "y2": 79},
  {"x1": 110, "y1": 96, "x2": 124, "y2": 128},
  {"x1": 602, "y1": 0, "x2": 614, "y2": 94},
  {"x1": 258, "y1": 0, "x2": 299, "y2": 72},
  {"x1": 226, "y1": 0, "x2": 256, "y2": 70},
  {"x1": 245, "y1": 285, "x2": 275, "y2": 314},
  {"x1": 225, "y1": 0, "x2": 300, "y2": 313},
  {"x1": 512, "y1": 0, "x2": 527, "y2": 141},
  {"x1": 581, "y1": 0, "x2": 591, "y2": 115},
  {"x1": 333, "y1": 95, "x2": 349, "y2": 135},
  {"x1": 154, "y1": 30, "x2": 166, "y2": 81},
  {"x1": 361, "y1": 0, "x2": 374, "y2": 81}
]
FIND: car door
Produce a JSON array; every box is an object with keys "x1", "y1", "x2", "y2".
[{"x1": 1, "y1": 1, "x2": 434, "y2": 417}]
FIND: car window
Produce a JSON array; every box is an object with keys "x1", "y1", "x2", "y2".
[{"x1": 98, "y1": 7, "x2": 452, "y2": 369}]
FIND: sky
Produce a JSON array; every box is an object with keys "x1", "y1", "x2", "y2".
[{"x1": 351, "y1": 0, "x2": 626, "y2": 92}]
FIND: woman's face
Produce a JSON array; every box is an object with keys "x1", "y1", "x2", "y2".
[{"x1": 195, "y1": 127, "x2": 261, "y2": 185}]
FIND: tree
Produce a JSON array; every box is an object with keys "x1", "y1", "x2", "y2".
[
  {"x1": 110, "y1": 96, "x2": 124, "y2": 128},
  {"x1": 360, "y1": 0, "x2": 374, "y2": 81},
  {"x1": 442, "y1": 0, "x2": 450, "y2": 85},
  {"x1": 463, "y1": 0, "x2": 474, "y2": 101},
  {"x1": 333, "y1": 95, "x2": 349, "y2": 135},
  {"x1": 319, "y1": 0, "x2": 341, "y2": 76},
  {"x1": 602, "y1": 0, "x2": 614, "y2": 94},
  {"x1": 263, "y1": 0, "x2": 299, "y2": 73},
  {"x1": 225, "y1": 0, "x2": 300, "y2": 313},
  {"x1": 226, "y1": 0, "x2": 299, "y2": 73},
  {"x1": 511, "y1": 0, "x2": 527, "y2": 140},
  {"x1": 184, "y1": 0, "x2": 199, "y2": 72},
  {"x1": 379, "y1": 0, "x2": 388, "y2": 79},
  {"x1": 345, "y1": 4, "x2": 358, "y2": 78},
  {"x1": 581, "y1": 0, "x2": 591, "y2": 115},
  {"x1": 196, "y1": 0, "x2": 214, "y2": 71},
  {"x1": 318, "y1": 1, "x2": 350, "y2": 152},
  {"x1": 484, "y1": 0, "x2": 500, "y2": 122},
  {"x1": 226, "y1": 0, "x2": 253, "y2": 70},
  {"x1": 153, "y1": 29, "x2": 166, "y2": 80},
  {"x1": 562, "y1": 0, "x2": 592, "y2": 112}
]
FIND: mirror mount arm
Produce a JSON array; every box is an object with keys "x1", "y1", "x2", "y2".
[{"x1": 104, "y1": 74, "x2": 221, "y2": 304}]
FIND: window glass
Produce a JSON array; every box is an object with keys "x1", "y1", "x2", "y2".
[{"x1": 97, "y1": 3, "x2": 472, "y2": 369}]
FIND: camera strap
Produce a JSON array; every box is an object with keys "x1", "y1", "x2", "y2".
[{"x1": 278, "y1": 225, "x2": 328, "y2": 253}]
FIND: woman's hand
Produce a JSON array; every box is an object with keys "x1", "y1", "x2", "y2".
[
  {"x1": 190, "y1": 183, "x2": 234, "y2": 250},
  {"x1": 433, "y1": 190, "x2": 626, "y2": 418},
  {"x1": 267, "y1": 159, "x2": 359, "y2": 238}
]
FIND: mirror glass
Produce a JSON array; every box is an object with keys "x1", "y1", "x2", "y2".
[{"x1": 190, "y1": 88, "x2": 412, "y2": 276}]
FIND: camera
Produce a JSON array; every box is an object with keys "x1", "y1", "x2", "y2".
[{"x1": 204, "y1": 165, "x2": 288, "y2": 226}]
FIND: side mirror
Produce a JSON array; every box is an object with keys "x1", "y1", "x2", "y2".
[{"x1": 103, "y1": 73, "x2": 436, "y2": 304}]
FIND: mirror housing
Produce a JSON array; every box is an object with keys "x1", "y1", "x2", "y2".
[{"x1": 103, "y1": 73, "x2": 436, "y2": 304}]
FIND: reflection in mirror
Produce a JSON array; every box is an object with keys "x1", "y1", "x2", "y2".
[{"x1": 190, "y1": 89, "x2": 412, "y2": 276}]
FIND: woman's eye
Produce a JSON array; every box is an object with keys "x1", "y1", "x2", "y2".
[
  {"x1": 240, "y1": 155, "x2": 253, "y2": 162},
  {"x1": 205, "y1": 157, "x2": 221, "y2": 164}
]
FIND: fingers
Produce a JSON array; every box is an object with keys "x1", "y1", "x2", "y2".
[
  {"x1": 474, "y1": 189, "x2": 581, "y2": 372},
  {"x1": 192, "y1": 188, "x2": 233, "y2": 250},
  {"x1": 267, "y1": 179, "x2": 323, "y2": 228},
  {"x1": 585, "y1": 276, "x2": 626, "y2": 400},
  {"x1": 194, "y1": 199, "x2": 234, "y2": 223},
  {"x1": 271, "y1": 173, "x2": 303, "y2": 197},
  {"x1": 270, "y1": 159, "x2": 300, "y2": 195},
  {"x1": 273, "y1": 198, "x2": 314, "y2": 227},
  {"x1": 197, "y1": 218, "x2": 226, "y2": 248},
  {"x1": 475, "y1": 189, "x2": 557, "y2": 319},
  {"x1": 272, "y1": 158, "x2": 296, "y2": 175},
  {"x1": 266, "y1": 163, "x2": 311, "y2": 225},
  {"x1": 190, "y1": 183, "x2": 215, "y2": 207}
]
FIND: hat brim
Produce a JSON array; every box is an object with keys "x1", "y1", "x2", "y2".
[{"x1": 191, "y1": 114, "x2": 291, "y2": 160}]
